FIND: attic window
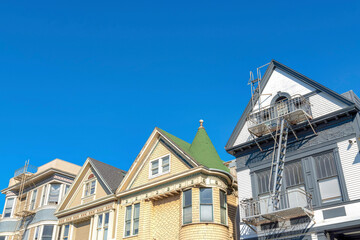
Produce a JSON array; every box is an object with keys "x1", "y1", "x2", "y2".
[
  {"x1": 149, "y1": 155, "x2": 170, "y2": 178},
  {"x1": 88, "y1": 174, "x2": 95, "y2": 180}
]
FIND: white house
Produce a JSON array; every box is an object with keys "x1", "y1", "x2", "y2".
[{"x1": 226, "y1": 60, "x2": 360, "y2": 240}]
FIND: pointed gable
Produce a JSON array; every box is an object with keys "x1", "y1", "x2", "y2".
[
  {"x1": 57, "y1": 157, "x2": 126, "y2": 211},
  {"x1": 226, "y1": 60, "x2": 356, "y2": 151}
]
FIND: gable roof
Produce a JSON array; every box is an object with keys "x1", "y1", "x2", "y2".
[
  {"x1": 88, "y1": 157, "x2": 127, "y2": 193},
  {"x1": 225, "y1": 59, "x2": 356, "y2": 151},
  {"x1": 158, "y1": 126, "x2": 229, "y2": 173}
]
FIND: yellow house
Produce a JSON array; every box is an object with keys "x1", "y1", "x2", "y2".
[
  {"x1": 55, "y1": 157, "x2": 127, "y2": 240},
  {"x1": 115, "y1": 121, "x2": 238, "y2": 240}
]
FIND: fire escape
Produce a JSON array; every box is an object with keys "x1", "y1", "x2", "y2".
[
  {"x1": 13, "y1": 160, "x2": 37, "y2": 240},
  {"x1": 240, "y1": 66, "x2": 316, "y2": 231}
]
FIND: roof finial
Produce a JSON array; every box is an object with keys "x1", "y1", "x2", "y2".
[{"x1": 199, "y1": 119, "x2": 204, "y2": 129}]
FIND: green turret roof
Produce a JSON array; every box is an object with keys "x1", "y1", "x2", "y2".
[{"x1": 158, "y1": 123, "x2": 229, "y2": 173}]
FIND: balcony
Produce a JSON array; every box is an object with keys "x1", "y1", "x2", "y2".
[
  {"x1": 247, "y1": 95, "x2": 312, "y2": 137},
  {"x1": 14, "y1": 165, "x2": 38, "y2": 181},
  {"x1": 240, "y1": 188, "x2": 314, "y2": 227}
]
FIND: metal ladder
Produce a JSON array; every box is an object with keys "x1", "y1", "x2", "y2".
[{"x1": 269, "y1": 118, "x2": 289, "y2": 211}]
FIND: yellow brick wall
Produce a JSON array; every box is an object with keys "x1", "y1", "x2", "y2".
[{"x1": 130, "y1": 142, "x2": 190, "y2": 189}]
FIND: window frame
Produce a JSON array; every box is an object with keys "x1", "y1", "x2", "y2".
[
  {"x1": 123, "y1": 203, "x2": 140, "y2": 238},
  {"x1": 182, "y1": 189, "x2": 192, "y2": 224},
  {"x1": 2, "y1": 197, "x2": 15, "y2": 218},
  {"x1": 219, "y1": 190, "x2": 227, "y2": 225},
  {"x1": 29, "y1": 189, "x2": 38, "y2": 211},
  {"x1": 149, "y1": 154, "x2": 171, "y2": 179},
  {"x1": 83, "y1": 179, "x2": 97, "y2": 198},
  {"x1": 41, "y1": 225, "x2": 55, "y2": 240},
  {"x1": 199, "y1": 188, "x2": 213, "y2": 222},
  {"x1": 95, "y1": 212, "x2": 110, "y2": 240},
  {"x1": 48, "y1": 183, "x2": 61, "y2": 205},
  {"x1": 62, "y1": 224, "x2": 70, "y2": 240}
]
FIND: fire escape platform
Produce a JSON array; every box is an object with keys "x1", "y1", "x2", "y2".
[
  {"x1": 243, "y1": 206, "x2": 314, "y2": 226},
  {"x1": 248, "y1": 109, "x2": 312, "y2": 137}
]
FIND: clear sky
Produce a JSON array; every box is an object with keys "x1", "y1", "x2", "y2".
[{"x1": 0, "y1": 1, "x2": 360, "y2": 207}]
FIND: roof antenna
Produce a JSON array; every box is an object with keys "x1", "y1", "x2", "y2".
[{"x1": 199, "y1": 119, "x2": 204, "y2": 129}]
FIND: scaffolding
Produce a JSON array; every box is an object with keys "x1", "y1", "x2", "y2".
[{"x1": 13, "y1": 160, "x2": 37, "y2": 240}]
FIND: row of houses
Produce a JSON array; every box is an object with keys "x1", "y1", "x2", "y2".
[{"x1": 1, "y1": 60, "x2": 360, "y2": 239}]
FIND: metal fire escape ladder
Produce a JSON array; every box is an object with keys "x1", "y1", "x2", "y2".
[{"x1": 269, "y1": 118, "x2": 289, "y2": 211}]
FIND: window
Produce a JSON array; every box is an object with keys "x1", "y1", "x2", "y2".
[
  {"x1": 125, "y1": 206, "x2": 132, "y2": 237},
  {"x1": 41, "y1": 185, "x2": 48, "y2": 206},
  {"x1": 96, "y1": 212, "x2": 109, "y2": 240},
  {"x1": 200, "y1": 188, "x2": 213, "y2": 222},
  {"x1": 314, "y1": 151, "x2": 342, "y2": 203},
  {"x1": 48, "y1": 184, "x2": 61, "y2": 204},
  {"x1": 257, "y1": 170, "x2": 272, "y2": 195},
  {"x1": 124, "y1": 203, "x2": 140, "y2": 237},
  {"x1": 63, "y1": 225, "x2": 69, "y2": 240},
  {"x1": 34, "y1": 226, "x2": 40, "y2": 240},
  {"x1": 220, "y1": 190, "x2": 227, "y2": 224},
  {"x1": 284, "y1": 162, "x2": 304, "y2": 187},
  {"x1": 0, "y1": 236, "x2": 6, "y2": 240},
  {"x1": 84, "y1": 180, "x2": 96, "y2": 197},
  {"x1": 183, "y1": 189, "x2": 192, "y2": 224},
  {"x1": 3, "y1": 198, "x2": 15, "y2": 218},
  {"x1": 29, "y1": 189, "x2": 38, "y2": 210},
  {"x1": 42, "y1": 225, "x2": 54, "y2": 240},
  {"x1": 149, "y1": 155, "x2": 170, "y2": 177},
  {"x1": 56, "y1": 226, "x2": 62, "y2": 240},
  {"x1": 64, "y1": 185, "x2": 70, "y2": 196}
]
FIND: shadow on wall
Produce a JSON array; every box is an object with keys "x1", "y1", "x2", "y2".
[{"x1": 353, "y1": 152, "x2": 360, "y2": 164}]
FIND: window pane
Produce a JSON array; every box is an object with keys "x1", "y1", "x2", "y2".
[
  {"x1": 104, "y1": 212, "x2": 109, "y2": 227},
  {"x1": 162, "y1": 164, "x2": 169, "y2": 172},
  {"x1": 125, "y1": 222, "x2": 131, "y2": 237},
  {"x1": 314, "y1": 151, "x2": 337, "y2": 179},
  {"x1": 200, "y1": 188, "x2": 212, "y2": 204},
  {"x1": 183, "y1": 206, "x2": 192, "y2": 224},
  {"x1": 103, "y1": 228, "x2": 108, "y2": 240},
  {"x1": 200, "y1": 205, "x2": 213, "y2": 222},
  {"x1": 257, "y1": 171, "x2": 271, "y2": 194},
  {"x1": 284, "y1": 162, "x2": 304, "y2": 187},
  {"x1": 319, "y1": 177, "x2": 342, "y2": 203},
  {"x1": 133, "y1": 219, "x2": 139, "y2": 235},
  {"x1": 183, "y1": 190, "x2": 192, "y2": 207},
  {"x1": 63, "y1": 225, "x2": 69, "y2": 237},
  {"x1": 220, "y1": 191, "x2": 226, "y2": 208},
  {"x1": 162, "y1": 156, "x2": 169, "y2": 172},
  {"x1": 152, "y1": 160, "x2": 159, "y2": 168},
  {"x1": 133, "y1": 204, "x2": 140, "y2": 218},
  {"x1": 133, "y1": 204, "x2": 140, "y2": 235},
  {"x1": 125, "y1": 206, "x2": 132, "y2": 221},
  {"x1": 0, "y1": 237, "x2": 5, "y2": 240},
  {"x1": 42, "y1": 225, "x2": 54, "y2": 240},
  {"x1": 48, "y1": 184, "x2": 61, "y2": 204},
  {"x1": 64, "y1": 185, "x2": 70, "y2": 195},
  {"x1": 221, "y1": 208, "x2": 227, "y2": 224},
  {"x1": 90, "y1": 181, "x2": 96, "y2": 194},
  {"x1": 98, "y1": 214, "x2": 103, "y2": 228},
  {"x1": 35, "y1": 226, "x2": 40, "y2": 240},
  {"x1": 30, "y1": 189, "x2": 37, "y2": 210}
]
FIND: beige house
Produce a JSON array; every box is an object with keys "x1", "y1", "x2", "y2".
[
  {"x1": 115, "y1": 122, "x2": 238, "y2": 240},
  {"x1": 0, "y1": 159, "x2": 81, "y2": 240},
  {"x1": 55, "y1": 157, "x2": 127, "y2": 240}
]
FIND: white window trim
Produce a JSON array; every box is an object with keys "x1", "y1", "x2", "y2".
[
  {"x1": 82, "y1": 179, "x2": 97, "y2": 199},
  {"x1": 94, "y1": 211, "x2": 111, "y2": 240},
  {"x1": 148, "y1": 154, "x2": 171, "y2": 179},
  {"x1": 123, "y1": 203, "x2": 140, "y2": 238},
  {"x1": 199, "y1": 187, "x2": 214, "y2": 223},
  {"x1": 60, "y1": 224, "x2": 72, "y2": 240},
  {"x1": 2, "y1": 197, "x2": 16, "y2": 219}
]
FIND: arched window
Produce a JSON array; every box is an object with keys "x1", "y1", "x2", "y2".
[{"x1": 274, "y1": 95, "x2": 289, "y2": 117}]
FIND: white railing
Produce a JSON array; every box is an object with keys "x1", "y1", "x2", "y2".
[
  {"x1": 240, "y1": 188, "x2": 313, "y2": 219},
  {"x1": 247, "y1": 95, "x2": 312, "y2": 128}
]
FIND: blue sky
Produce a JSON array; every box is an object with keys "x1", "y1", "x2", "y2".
[{"x1": 0, "y1": 1, "x2": 360, "y2": 206}]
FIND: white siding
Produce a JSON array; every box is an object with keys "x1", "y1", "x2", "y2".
[
  {"x1": 237, "y1": 168, "x2": 252, "y2": 202},
  {"x1": 309, "y1": 92, "x2": 347, "y2": 119},
  {"x1": 337, "y1": 138, "x2": 360, "y2": 201}
]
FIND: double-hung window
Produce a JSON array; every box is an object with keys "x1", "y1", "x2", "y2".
[
  {"x1": 220, "y1": 190, "x2": 227, "y2": 224},
  {"x1": 42, "y1": 225, "x2": 54, "y2": 240},
  {"x1": 149, "y1": 155, "x2": 170, "y2": 178},
  {"x1": 124, "y1": 203, "x2": 140, "y2": 237},
  {"x1": 183, "y1": 189, "x2": 192, "y2": 224},
  {"x1": 48, "y1": 183, "x2": 61, "y2": 205},
  {"x1": 40, "y1": 185, "x2": 48, "y2": 207},
  {"x1": 284, "y1": 161, "x2": 306, "y2": 208},
  {"x1": 84, "y1": 180, "x2": 96, "y2": 197},
  {"x1": 3, "y1": 197, "x2": 15, "y2": 218},
  {"x1": 29, "y1": 189, "x2": 37, "y2": 210},
  {"x1": 200, "y1": 188, "x2": 213, "y2": 222},
  {"x1": 314, "y1": 151, "x2": 342, "y2": 203},
  {"x1": 96, "y1": 212, "x2": 109, "y2": 240}
]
